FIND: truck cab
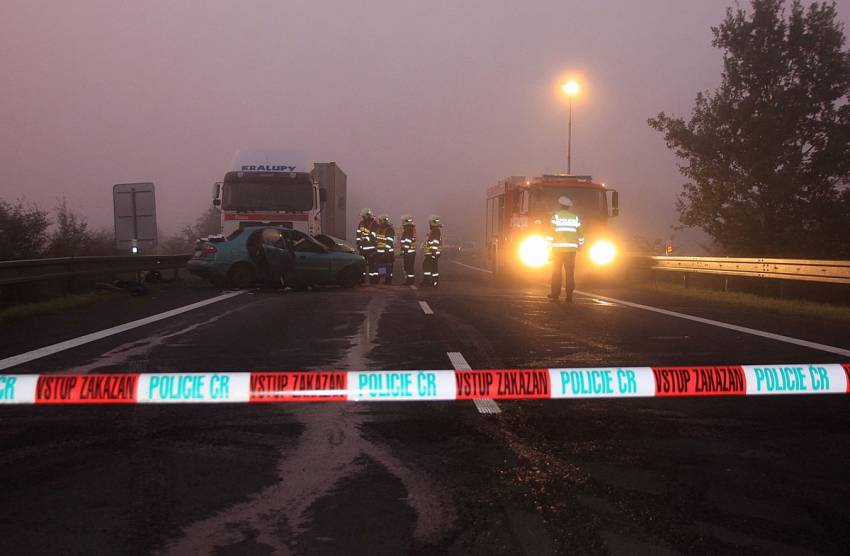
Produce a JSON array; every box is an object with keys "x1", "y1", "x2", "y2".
[
  {"x1": 213, "y1": 170, "x2": 325, "y2": 236},
  {"x1": 486, "y1": 174, "x2": 619, "y2": 276}
]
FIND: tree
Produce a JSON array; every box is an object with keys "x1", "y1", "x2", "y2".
[
  {"x1": 43, "y1": 199, "x2": 118, "y2": 257},
  {"x1": 0, "y1": 199, "x2": 50, "y2": 260},
  {"x1": 649, "y1": 0, "x2": 850, "y2": 258},
  {"x1": 45, "y1": 198, "x2": 90, "y2": 257}
]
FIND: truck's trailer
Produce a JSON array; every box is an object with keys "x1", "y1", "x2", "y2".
[{"x1": 313, "y1": 162, "x2": 347, "y2": 240}]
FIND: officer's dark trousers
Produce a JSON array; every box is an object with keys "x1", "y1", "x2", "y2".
[
  {"x1": 550, "y1": 251, "x2": 576, "y2": 298},
  {"x1": 383, "y1": 254, "x2": 394, "y2": 284},
  {"x1": 403, "y1": 253, "x2": 416, "y2": 284},
  {"x1": 423, "y1": 255, "x2": 439, "y2": 286},
  {"x1": 368, "y1": 253, "x2": 380, "y2": 284}
]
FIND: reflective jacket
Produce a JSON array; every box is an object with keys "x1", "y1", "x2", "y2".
[
  {"x1": 356, "y1": 218, "x2": 377, "y2": 253},
  {"x1": 400, "y1": 224, "x2": 417, "y2": 255},
  {"x1": 376, "y1": 223, "x2": 395, "y2": 255},
  {"x1": 424, "y1": 226, "x2": 442, "y2": 257},
  {"x1": 549, "y1": 209, "x2": 584, "y2": 252}
]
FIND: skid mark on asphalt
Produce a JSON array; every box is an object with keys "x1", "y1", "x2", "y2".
[{"x1": 160, "y1": 294, "x2": 455, "y2": 555}]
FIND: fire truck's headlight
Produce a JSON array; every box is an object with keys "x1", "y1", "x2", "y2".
[
  {"x1": 519, "y1": 235, "x2": 550, "y2": 268},
  {"x1": 589, "y1": 240, "x2": 617, "y2": 265}
]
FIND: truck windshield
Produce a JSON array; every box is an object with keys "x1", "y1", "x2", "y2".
[
  {"x1": 530, "y1": 188, "x2": 606, "y2": 218},
  {"x1": 223, "y1": 174, "x2": 313, "y2": 211}
]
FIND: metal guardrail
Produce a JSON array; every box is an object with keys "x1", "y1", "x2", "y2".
[
  {"x1": 0, "y1": 254, "x2": 192, "y2": 286},
  {"x1": 639, "y1": 256, "x2": 850, "y2": 285}
]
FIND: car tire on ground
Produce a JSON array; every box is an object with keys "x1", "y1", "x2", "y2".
[
  {"x1": 338, "y1": 266, "x2": 362, "y2": 288},
  {"x1": 227, "y1": 263, "x2": 255, "y2": 289}
]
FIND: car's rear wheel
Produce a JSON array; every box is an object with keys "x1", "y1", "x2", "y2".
[
  {"x1": 227, "y1": 263, "x2": 255, "y2": 289},
  {"x1": 338, "y1": 266, "x2": 362, "y2": 288}
]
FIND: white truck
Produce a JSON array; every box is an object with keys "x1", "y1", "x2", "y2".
[{"x1": 212, "y1": 149, "x2": 347, "y2": 239}]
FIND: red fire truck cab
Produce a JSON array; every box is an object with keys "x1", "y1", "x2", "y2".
[{"x1": 485, "y1": 174, "x2": 619, "y2": 276}]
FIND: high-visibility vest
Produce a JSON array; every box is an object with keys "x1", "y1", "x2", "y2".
[
  {"x1": 356, "y1": 218, "x2": 377, "y2": 252},
  {"x1": 384, "y1": 224, "x2": 395, "y2": 254},
  {"x1": 549, "y1": 210, "x2": 584, "y2": 252},
  {"x1": 376, "y1": 224, "x2": 395, "y2": 254},
  {"x1": 424, "y1": 227, "x2": 442, "y2": 257},
  {"x1": 400, "y1": 225, "x2": 417, "y2": 254}
]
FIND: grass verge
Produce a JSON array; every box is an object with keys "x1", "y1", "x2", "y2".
[
  {"x1": 0, "y1": 292, "x2": 116, "y2": 323},
  {"x1": 629, "y1": 281, "x2": 850, "y2": 324}
]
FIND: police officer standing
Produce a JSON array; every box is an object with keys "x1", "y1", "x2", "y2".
[
  {"x1": 399, "y1": 215, "x2": 417, "y2": 285},
  {"x1": 548, "y1": 196, "x2": 584, "y2": 302},
  {"x1": 421, "y1": 215, "x2": 442, "y2": 287},
  {"x1": 356, "y1": 208, "x2": 379, "y2": 283},
  {"x1": 377, "y1": 213, "x2": 395, "y2": 284}
]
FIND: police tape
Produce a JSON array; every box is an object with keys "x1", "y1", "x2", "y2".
[{"x1": 0, "y1": 364, "x2": 848, "y2": 405}]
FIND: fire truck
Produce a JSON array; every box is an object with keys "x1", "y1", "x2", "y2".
[{"x1": 485, "y1": 174, "x2": 619, "y2": 276}]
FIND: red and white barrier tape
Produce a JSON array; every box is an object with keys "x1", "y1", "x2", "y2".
[{"x1": 0, "y1": 364, "x2": 848, "y2": 405}]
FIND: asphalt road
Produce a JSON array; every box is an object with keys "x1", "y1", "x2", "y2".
[{"x1": 1, "y1": 259, "x2": 849, "y2": 555}]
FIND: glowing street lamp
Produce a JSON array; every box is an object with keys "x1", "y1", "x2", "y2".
[{"x1": 561, "y1": 79, "x2": 580, "y2": 174}]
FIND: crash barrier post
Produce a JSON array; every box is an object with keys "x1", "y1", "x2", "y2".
[{"x1": 0, "y1": 364, "x2": 847, "y2": 404}]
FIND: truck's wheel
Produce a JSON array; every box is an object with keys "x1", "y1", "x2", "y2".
[
  {"x1": 227, "y1": 263, "x2": 255, "y2": 289},
  {"x1": 338, "y1": 266, "x2": 362, "y2": 288}
]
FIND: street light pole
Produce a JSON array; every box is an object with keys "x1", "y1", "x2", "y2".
[
  {"x1": 567, "y1": 96, "x2": 572, "y2": 175},
  {"x1": 561, "y1": 79, "x2": 579, "y2": 175}
]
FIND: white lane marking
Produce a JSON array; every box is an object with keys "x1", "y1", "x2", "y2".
[
  {"x1": 410, "y1": 285, "x2": 418, "y2": 290},
  {"x1": 419, "y1": 301, "x2": 434, "y2": 315},
  {"x1": 0, "y1": 291, "x2": 247, "y2": 371},
  {"x1": 575, "y1": 290, "x2": 850, "y2": 357},
  {"x1": 447, "y1": 351, "x2": 502, "y2": 415},
  {"x1": 472, "y1": 398, "x2": 502, "y2": 414},
  {"x1": 450, "y1": 260, "x2": 493, "y2": 274},
  {"x1": 447, "y1": 351, "x2": 471, "y2": 370}
]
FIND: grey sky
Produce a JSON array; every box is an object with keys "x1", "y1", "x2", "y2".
[{"x1": 2, "y1": 0, "x2": 849, "y2": 248}]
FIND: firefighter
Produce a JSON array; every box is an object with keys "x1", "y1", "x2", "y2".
[
  {"x1": 376, "y1": 213, "x2": 395, "y2": 284},
  {"x1": 399, "y1": 215, "x2": 417, "y2": 285},
  {"x1": 356, "y1": 208, "x2": 379, "y2": 283},
  {"x1": 421, "y1": 215, "x2": 442, "y2": 287},
  {"x1": 548, "y1": 196, "x2": 584, "y2": 302}
]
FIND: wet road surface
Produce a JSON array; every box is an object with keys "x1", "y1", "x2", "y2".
[{"x1": 1, "y1": 260, "x2": 849, "y2": 554}]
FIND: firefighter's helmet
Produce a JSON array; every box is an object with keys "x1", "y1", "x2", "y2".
[
  {"x1": 378, "y1": 213, "x2": 390, "y2": 225},
  {"x1": 401, "y1": 214, "x2": 414, "y2": 226},
  {"x1": 360, "y1": 208, "x2": 373, "y2": 218},
  {"x1": 428, "y1": 214, "x2": 442, "y2": 227},
  {"x1": 558, "y1": 196, "x2": 573, "y2": 208}
]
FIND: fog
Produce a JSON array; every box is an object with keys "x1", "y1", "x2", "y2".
[{"x1": 2, "y1": 1, "x2": 848, "y2": 250}]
